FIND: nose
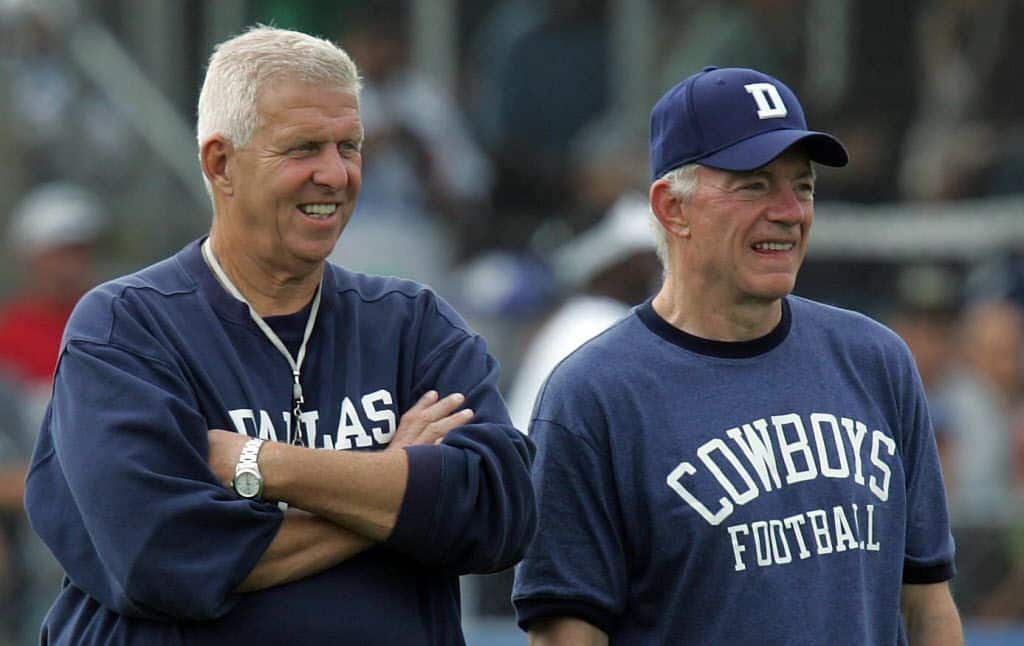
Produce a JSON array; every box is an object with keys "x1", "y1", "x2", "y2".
[
  {"x1": 764, "y1": 186, "x2": 810, "y2": 225},
  {"x1": 312, "y1": 146, "x2": 350, "y2": 191}
]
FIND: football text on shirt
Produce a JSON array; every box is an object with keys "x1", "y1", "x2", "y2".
[{"x1": 665, "y1": 412, "x2": 897, "y2": 572}]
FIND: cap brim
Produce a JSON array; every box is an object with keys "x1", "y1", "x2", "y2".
[{"x1": 699, "y1": 129, "x2": 848, "y2": 171}]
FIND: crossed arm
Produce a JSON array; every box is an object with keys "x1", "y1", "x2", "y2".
[{"x1": 208, "y1": 391, "x2": 472, "y2": 591}]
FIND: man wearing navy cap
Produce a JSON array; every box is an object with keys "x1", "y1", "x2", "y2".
[{"x1": 513, "y1": 67, "x2": 962, "y2": 644}]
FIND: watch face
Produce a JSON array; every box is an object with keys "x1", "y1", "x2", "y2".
[{"x1": 235, "y1": 470, "x2": 262, "y2": 498}]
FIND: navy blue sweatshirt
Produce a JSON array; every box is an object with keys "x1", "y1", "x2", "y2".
[{"x1": 25, "y1": 239, "x2": 536, "y2": 645}]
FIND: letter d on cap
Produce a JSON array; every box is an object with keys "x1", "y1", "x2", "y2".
[{"x1": 744, "y1": 83, "x2": 788, "y2": 119}]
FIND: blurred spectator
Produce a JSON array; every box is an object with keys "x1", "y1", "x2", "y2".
[
  {"x1": 447, "y1": 250, "x2": 556, "y2": 385},
  {"x1": 0, "y1": 2, "x2": 138, "y2": 191},
  {"x1": 340, "y1": 4, "x2": 492, "y2": 244},
  {"x1": 562, "y1": 110, "x2": 648, "y2": 235},
  {"x1": 0, "y1": 375, "x2": 32, "y2": 645},
  {"x1": 939, "y1": 299, "x2": 1024, "y2": 524},
  {"x1": 803, "y1": 1, "x2": 919, "y2": 203},
  {"x1": 0, "y1": 182, "x2": 106, "y2": 645},
  {"x1": 950, "y1": 298, "x2": 1024, "y2": 623},
  {"x1": 655, "y1": 0, "x2": 802, "y2": 90},
  {"x1": 886, "y1": 264, "x2": 960, "y2": 462},
  {"x1": 965, "y1": 250, "x2": 1024, "y2": 313},
  {"x1": 465, "y1": 0, "x2": 546, "y2": 153},
  {"x1": 505, "y1": 194, "x2": 658, "y2": 431},
  {"x1": 972, "y1": 522, "x2": 1024, "y2": 622},
  {"x1": 487, "y1": 0, "x2": 610, "y2": 236},
  {"x1": 899, "y1": 0, "x2": 1017, "y2": 200},
  {"x1": 330, "y1": 5, "x2": 495, "y2": 293},
  {"x1": 0, "y1": 183, "x2": 107, "y2": 423},
  {"x1": 980, "y1": 2, "x2": 1024, "y2": 198}
]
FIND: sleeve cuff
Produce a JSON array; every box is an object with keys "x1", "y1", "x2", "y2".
[
  {"x1": 903, "y1": 560, "x2": 956, "y2": 584},
  {"x1": 383, "y1": 444, "x2": 443, "y2": 556},
  {"x1": 515, "y1": 597, "x2": 614, "y2": 635}
]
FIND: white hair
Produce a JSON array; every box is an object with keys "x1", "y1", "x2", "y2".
[
  {"x1": 649, "y1": 163, "x2": 700, "y2": 270},
  {"x1": 196, "y1": 25, "x2": 362, "y2": 196}
]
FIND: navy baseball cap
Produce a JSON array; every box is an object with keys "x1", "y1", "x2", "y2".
[{"x1": 650, "y1": 66, "x2": 848, "y2": 180}]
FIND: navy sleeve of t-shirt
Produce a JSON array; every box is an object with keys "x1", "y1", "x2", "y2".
[
  {"x1": 25, "y1": 290, "x2": 283, "y2": 621},
  {"x1": 897, "y1": 345, "x2": 956, "y2": 584},
  {"x1": 511, "y1": 415, "x2": 626, "y2": 634}
]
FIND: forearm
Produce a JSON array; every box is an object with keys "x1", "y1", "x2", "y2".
[
  {"x1": 904, "y1": 607, "x2": 963, "y2": 646},
  {"x1": 528, "y1": 617, "x2": 608, "y2": 646},
  {"x1": 238, "y1": 509, "x2": 374, "y2": 592},
  {"x1": 902, "y1": 583, "x2": 963, "y2": 646},
  {"x1": 259, "y1": 442, "x2": 409, "y2": 542}
]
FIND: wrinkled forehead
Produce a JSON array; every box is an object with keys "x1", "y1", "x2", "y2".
[
  {"x1": 254, "y1": 73, "x2": 359, "y2": 109},
  {"x1": 251, "y1": 78, "x2": 362, "y2": 139},
  {"x1": 717, "y1": 146, "x2": 815, "y2": 178}
]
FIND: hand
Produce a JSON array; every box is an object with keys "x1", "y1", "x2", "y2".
[
  {"x1": 387, "y1": 390, "x2": 474, "y2": 451},
  {"x1": 207, "y1": 429, "x2": 249, "y2": 488}
]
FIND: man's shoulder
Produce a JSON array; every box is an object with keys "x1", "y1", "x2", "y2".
[
  {"x1": 327, "y1": 263, "x2": 435, "y2": 304},
  {"x1": 67, "y1": 251, "x2": 196, "y2": 344},
  {"x1": 789, "y1": 295, "x2": 904, "y2": 347},
  {"x1": 539, "y1": 312, "x2": 642, "y2": 394},
  {"x1": 326, "y1": 263, "x2": 475, "y2": 336},
  {"x1": 788, "y1": 296, "x2": 914, "y2": 375}
]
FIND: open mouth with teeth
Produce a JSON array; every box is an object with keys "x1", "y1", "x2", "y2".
[
  {"x1": 298, "y1": 203, "x2": 338, "y2": 220},
  {"x1": 752, "y1": 241, "x2": 795, "y2": 252}
]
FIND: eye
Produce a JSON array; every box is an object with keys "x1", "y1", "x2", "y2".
[
  {"x1": 795, "y1": 181, "x2": 815, "y2": 198},
  {"x1": 288, "y1": 142, "x2": 318, "y2": 156},
  {"x1": 339, "y1": 140, "x2": 362, "y2": 156},
  {"x1": 738, "y1": 180, "x2": 768, "y2": 192}
]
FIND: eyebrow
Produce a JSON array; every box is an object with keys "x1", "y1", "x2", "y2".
[
  {"x1": 277, "y1": 131, "x2": 365, "y2": 148},
  {"x1": 277, "y1": 122, "x2": 364, "y2": 140}
]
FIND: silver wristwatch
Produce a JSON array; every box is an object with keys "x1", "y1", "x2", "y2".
[{"x1": 232, "y1": 438, "x2": 265, "y2": 500}]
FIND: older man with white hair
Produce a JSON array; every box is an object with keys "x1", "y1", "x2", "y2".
[
  {"x1": 514, "y1": 66, "x2": 961, "y2": 645},
  {"x1": 24, "y1": 26, "x2": 535, "y2": 645}
]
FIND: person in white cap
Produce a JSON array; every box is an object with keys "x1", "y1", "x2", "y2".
[
  {"x1": 505, "y1": 193, "x2": 659, "y2": 432},
  {"x1": 0, "y1": 182, "x2": 107, "y2": 419},
  {"x1": 513, "y1": 66, "x2": 962, "y2": 645}
]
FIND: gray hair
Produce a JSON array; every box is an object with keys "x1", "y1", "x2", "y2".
[
  {"x1": 196, "y1": 26, "x2": 362, "y2": 194},
  {"x1": 650, "y1": 163, "x2": 700, "y2": 270}
]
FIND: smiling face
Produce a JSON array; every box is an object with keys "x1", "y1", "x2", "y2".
[
  {"x1": 219, "y1": 77, "x2": 364, "y2": 276},
  {"x1": 680, "y1": 147, "x2": 815, "y2": 309}
]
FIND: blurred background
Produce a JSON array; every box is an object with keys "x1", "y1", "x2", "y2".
[{"x1": 0, "y1": 0, "x2": 1022, "y2": 644}]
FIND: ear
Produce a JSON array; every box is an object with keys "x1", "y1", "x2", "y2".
[
  {"x1": 650, "y1": 178, "x2": 691, "y2": 241},
  {"x1": 200, "y1": 135, "x2": 235, "y2": 197}
]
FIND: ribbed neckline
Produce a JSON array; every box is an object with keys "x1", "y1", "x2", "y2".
[{"x1": 636, "y1": 297, "x2": 791, "y2": 358}]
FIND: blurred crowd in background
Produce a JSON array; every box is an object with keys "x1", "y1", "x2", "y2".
[{"x1": 0, "y1": 0, "x2": 1023, "y2": 644}]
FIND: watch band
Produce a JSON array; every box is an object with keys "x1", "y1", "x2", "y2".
[
  {"x1": 236, "y1": 438, "x2": 265, "y2": 474},
  {"x1": 233, "y1": 438, "x2": 265, "y2": 499}
]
